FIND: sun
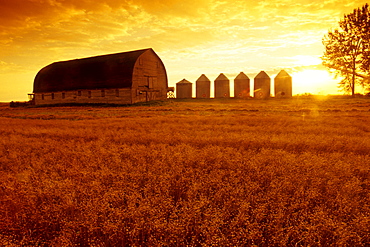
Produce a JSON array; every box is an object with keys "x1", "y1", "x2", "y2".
[{"x1": 291, "y1": 69, "x2": 339, "y2": 95}]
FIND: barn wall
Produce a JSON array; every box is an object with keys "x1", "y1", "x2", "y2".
[
  {"x1": 131, "y1": 89, "x2": 165, "y2": 104},
  {"x1": 131, "y1": 50, "x2": 168, "y2": 104},
  {"x1": 34, "y1": 88, "x2": 132, "y2": 105}
]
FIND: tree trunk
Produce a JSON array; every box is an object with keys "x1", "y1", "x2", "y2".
[
  {"x1": 352, "y1": 74, "x2": 355, "y2": 96},
  {"x1": 352, "y1": 62, "x2": 356, "y2": 97}
]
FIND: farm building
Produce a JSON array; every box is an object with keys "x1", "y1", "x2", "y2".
[
  {"x1": 254, "y1": 71, "x2": 270, "y2": 99},
  {"x1": 196, "y1": 74, "x2": 211, "y2": 98},
  {"x1": 31, "y1": 48, "x2": 168, "y2": 105},
  {"x1": 274, "y1": 70, "x2": 292, "y2": 98},
  {"x1": 176, "y1": 79, "x2": 193, "y2": 99},
  {"x1": 214, "y1": 73, "x2": 230, "y2": 98},
  {"x1": 234, "y1": 72, "x2": 250, "y2": 98}
]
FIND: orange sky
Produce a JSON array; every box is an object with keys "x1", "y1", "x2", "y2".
[{"x1": 0, "y1": 0, "x2": 369, "y2": 101}]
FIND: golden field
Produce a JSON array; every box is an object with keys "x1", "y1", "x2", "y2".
[{"x1": 1, "y1": 96, "x2": 370, "y2": 246}]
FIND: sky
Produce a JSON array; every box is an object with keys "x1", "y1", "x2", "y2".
[{"x1": 1, "y1": 0, "x2": 369, "y2": 101}]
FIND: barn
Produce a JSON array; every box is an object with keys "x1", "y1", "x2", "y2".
[{"x1": 31, "y1": 48, "x2": 168, "y2": 105}]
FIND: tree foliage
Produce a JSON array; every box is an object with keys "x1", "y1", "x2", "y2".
[{"x1": 322, "y1": 4, "x2": 370, "y2": 95}]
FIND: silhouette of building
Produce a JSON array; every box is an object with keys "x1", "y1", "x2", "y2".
[
  {"x1": 234, "y1": 72, "x2": 250, "y2": 98},
  {"x1": 274, "y1": 70, "x2": 292, "y2": 98},
  {"x1": 196, "y1": 74, "x2": 211, "y2": 98},
  {"x1": 31, "y1": 48, "x2": 168, "y2": 105},
  {"x1": 214, "y1": 73, "x2": 230, "y2": 98},
  {"x1": 176, "y1": 79, "x2": 193, "y2": 99},
  {"x1": 254, "y1": 71, "x2": 270, "y2": 99}
]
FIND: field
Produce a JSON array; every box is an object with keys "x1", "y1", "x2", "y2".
[{"x1": 1, "y1": 96, "x2": 370, "y2": 246}]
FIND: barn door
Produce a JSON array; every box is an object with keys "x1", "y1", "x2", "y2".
[{"x1": 146, "y1": 91, "x2": 155, "y2": 102}]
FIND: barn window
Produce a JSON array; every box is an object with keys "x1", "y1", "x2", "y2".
[
  {"x1": 101, "y1": 90, "x2": 105, "y2": 97},
  {"x1": 88, "y1": 91, "x2": 91, "y2": 98},
  {"x1": 42, "y1": 94, "x2": 44, "y2": 100},
  {"x1": 148, "y1": 77, "x2": 153, "y2": 89},
  {"x1": 139, "y1": 58, "x2": 143, "y2": 65},
  {"x1": 115, "y1": 89, "x2": 119, "y2": 97},
  {"x1": 78, "y1": 91, "x2": 82, "y2": 96},
  {"x1": 62, "y1": 92, "x2": 65, "y2": 99},
  {"x1": 149, "y1": 77, "x2": 157, "y2": 89},
  {"x1": 51, "y1": 93, "x2": 54, "y2": 99}
]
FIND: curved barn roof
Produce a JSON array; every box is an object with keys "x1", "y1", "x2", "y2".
[{"x1": 33, "y1": 48, "x2": 154, "y2": 93}]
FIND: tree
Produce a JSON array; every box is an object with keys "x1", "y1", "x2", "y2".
[{"x1": 322, "y1": 4, "x2": 370, "y2": 96}]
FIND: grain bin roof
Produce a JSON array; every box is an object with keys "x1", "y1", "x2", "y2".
[
  {"x1": 235, "y1": 72, "x2": 249, "y2": 80},
  {"x1": 196, "y1": 74, "x2": 210, "y2": 82},
  {"x1": 177, "y1": 79, "x2": 192, "y2": 84},
  {"x1": 275, "y1": 70, "x2": 291, "y2": 78},
  {"x1": 33, "y1": 48, "x2": 155, "y2": 93},
  {"x1": 215, "y1": 73, "x2": 229, "y2": 81},
  {"x1": 255, "y1": 71, "x2": 270, "y2": 79}
]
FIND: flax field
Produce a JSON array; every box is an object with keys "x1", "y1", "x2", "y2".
[{"x1": 1, "y1": 96, "x2": 370, "y2": 246}]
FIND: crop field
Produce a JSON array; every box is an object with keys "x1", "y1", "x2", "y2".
[{"x1": 1, "y1": 96, "x2": 370, "y2": 246}]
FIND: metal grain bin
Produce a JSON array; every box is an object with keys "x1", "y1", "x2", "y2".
[
  {"x1": 214, "y1": 73, "x2": 230, "y2": 98},
  {"x1": 234, "y1": 72, "x2": 250, "y2": 98},
  {"x1": 176, "y1": 79, "x2": 193, "y2": 99},
  {"x1": 254, "y1": 71, "x2": 270, "y2": 99},
  {"x1": 274, "y1": 70, "x2": 292, "y2": 98},
  {"x1": 196, "y1": 74, "x2": 211, "y2": 98}
]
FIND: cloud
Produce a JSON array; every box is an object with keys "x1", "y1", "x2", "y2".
[
  {"x1": 0, "y1": 0, "x2": 366, "y2": 54},
  {"x1": 0, "y1": 60, "x2": 31, "y2": 74}
]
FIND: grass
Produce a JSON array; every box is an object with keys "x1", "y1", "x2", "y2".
[{"x1": 1, "y1": 96, "x2": 370, "y2": 246}]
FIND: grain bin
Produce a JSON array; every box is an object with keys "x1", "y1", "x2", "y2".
[
  {"x1": 214, "y1": 73, "x2": 230, "y2": 98},
  {"x1": 176, "y1": 79, "x2": 193, "y2": 99},
  {"x1": 196, "y1": 74, "x2": 211, "y2": 98},
  {"x1": 254, "y1": 71, "x2": 270, "y2": 99},
  {"x1": 234, "y1": 72, "x2": 250, "y2": 98},
  {"x1": 274, "y1": 70, "x2": 292, "y2": 98}
]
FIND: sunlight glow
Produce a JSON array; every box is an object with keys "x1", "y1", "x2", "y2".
[{"x1": 292, "y1": 69, "x2": 339, "y2": 95}]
